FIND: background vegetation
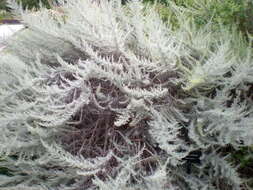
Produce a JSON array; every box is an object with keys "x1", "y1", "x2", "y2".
[
  {"x1": 143, "y1": 0, "x2": 253, "y2": 38},
  {"x1": 0, "y1": 0, "x2": 51, "y2": 10},
  {"x1": 16, "y1": 0, "x2": 51, "y2": 9}
]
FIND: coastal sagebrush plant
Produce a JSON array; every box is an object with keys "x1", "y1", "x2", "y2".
[{"x1": 0, "y1": 0, "x2": 253, "y2": 189}]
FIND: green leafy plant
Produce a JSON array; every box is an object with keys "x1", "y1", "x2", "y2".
[
  {"x1": 16, "y1": 0, "x2": 51, "y2": 9},
  {"x1": 144, "y1": 0, "x2": 253, "y2": 37},
  {"x1": 185, "y1": 0, "x2": 253, "y2": 35}
]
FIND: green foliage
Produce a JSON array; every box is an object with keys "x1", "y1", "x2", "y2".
[
  {"x1": 16, "y1": 0, "x2": 51, "y2": 9},
  {"x1": 231, "y1": 147, "x2": 253, "y2": 169},
  {"x1": 229, "y1": 147, "x2": 253, "y2": 188},
  {"x1": 144, "y1": 0, "x2": 253, "y2": 36},
  {"x1": 0, "y1": 0, "x2": 51, "y2": 11},
  {"x1": 0, "y1": 1, "x2": 11, "y2": 20},
  {"x1": 0, "y1": 1, "x2": 7, "y2": 10},
  {"x1": 187, "y1": 0, "x2": 253, "y2": 35},
  {"x1": 0, "y1": 167, "x2": 12, "y2": 177}
]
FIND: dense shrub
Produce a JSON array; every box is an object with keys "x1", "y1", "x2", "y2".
[
  {"x1": 144, "y1": 0, "x2": 253, "y2": 37},
  {"x1": 0, "y1": 0, "x2": 253, "y2": 189},
  {"x1": 183, "y1": 0, "x2": 253, "y2": 36}
]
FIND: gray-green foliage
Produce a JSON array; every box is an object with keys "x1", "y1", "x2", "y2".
[{"x1": 0, "y1": 0, "x2": 253, "y2": 189}]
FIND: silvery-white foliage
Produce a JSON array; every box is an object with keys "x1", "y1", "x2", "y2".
[{"x1": 0, "y1": 0, "x2": 253, "y2": 189}]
